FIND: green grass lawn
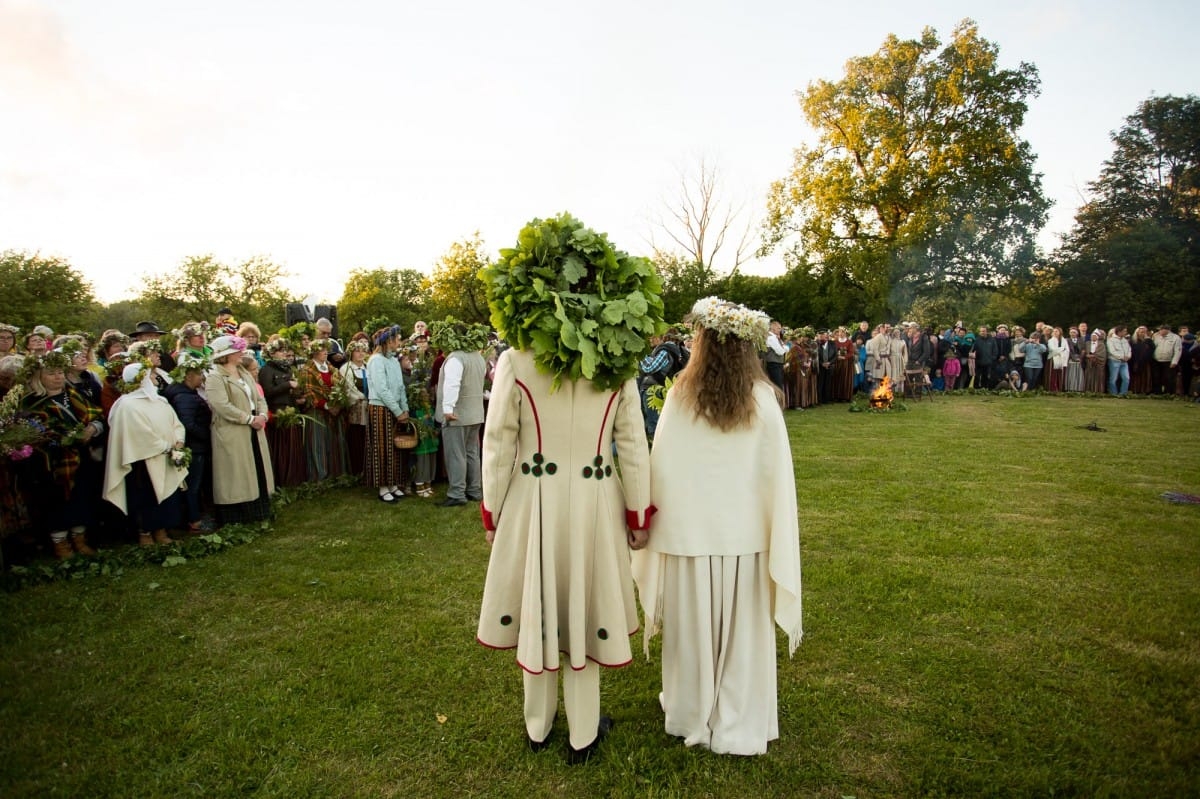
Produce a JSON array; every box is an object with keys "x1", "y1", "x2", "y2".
[{"x1": 2, "y1": 395, "x2": 1198, "y2": 798}]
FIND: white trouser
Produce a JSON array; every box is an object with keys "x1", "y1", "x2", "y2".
[{"x1": 523, "y1": 662, "x2": 599, "y2": 750}]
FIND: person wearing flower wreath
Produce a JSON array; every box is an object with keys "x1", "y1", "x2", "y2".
[
  {"x1": 174, "y1": 321, "x2": 213, "y2": 365},
  {"x1": 0, "y1": 323, "x2": 19, "y2": 357},
  {"x1": 103, "y1": 360, "x2": 188, "y2": 546},
  {"x1": 298, "y1": 338, "x2": 350, "y2": 482},
  {"x1": 258, "y1": 337, "x2": 306, "y2": 488},
  {"x1": 165, "y1": 353, "x2": 214, "y2": 533},
  {"x1": 128, "y1": 339, "x2": 173, "y2": 394},
  {"x1": 431, "y1": 319, "x2": 488, "y2": 507},
  {"x1": 206, "y1": 335, "x2": 274, "y2": 525},
  {"x1": 45, "y1": 337, "x2": 102, "y2": 410},
  {"x1": 476, "y1": 213, "x2": 659, "y2": 764},
  {"x1": 365, "y1": 325, "x2": 409, "y2": 502},
  {"x1": 19, "y1": 350, "x2": 107, "y2": 558},
  {"x1": 338, "y1": 336, "x2": 371, "y2": 478},
  {"x1": 631, "y1": 296, "x2": 802, "y2": 756},
  {"x1": 832, "y1": 326, "x2": 858, "y2": 401}
]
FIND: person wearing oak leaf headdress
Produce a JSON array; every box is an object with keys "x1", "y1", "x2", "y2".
[
  {"x1": 476, "y1": 213, "x2": 660, "y2": 765},
  {"x1": 431, "y1": 319, "x2": 489, "y2": 507}
]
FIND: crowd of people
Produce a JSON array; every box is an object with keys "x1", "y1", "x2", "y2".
[
  {"x1": 2, "y1": 292, "x2": 1194, "y2": 762},
  {"x1": 751, "y1": 319, "x2": 1197, "y2": 408},
  {"x1": 0, "y1": 313, "x2": 499, "y2": 563}
]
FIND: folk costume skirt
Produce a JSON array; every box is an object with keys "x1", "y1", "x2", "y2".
[
  {"x1": 660, "y1": 552, "x2": 778, "y2": 756},
  {"x1": 364, "y1": 405, "x2": 404, "y2": 488}
]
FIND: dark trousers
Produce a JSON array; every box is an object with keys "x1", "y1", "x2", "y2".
[
  {"x1": 766, "y1": 362, "x2": 785, "y2": 394},
  {"x1": 1151, "y1": 361, "x2": 1176, "y2": 394}
]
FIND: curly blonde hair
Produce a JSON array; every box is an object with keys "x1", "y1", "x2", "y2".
[{"x1": 670, "y1": 326, "x2": 776, "y2": 432}]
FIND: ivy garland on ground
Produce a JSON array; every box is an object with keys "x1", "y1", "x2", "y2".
[
  {"x1": 479, "y1": 212, "x2": 666, "y2": 391},
  {"x1": 1, "y1": 475, "x2": 359, "y2": 592}
]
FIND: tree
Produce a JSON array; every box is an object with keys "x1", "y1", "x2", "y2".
[
  {"x1": 653, "y1": 251, "x2": 717, "y2": 323},
  {"x1": 651, "y1": 157, "x2": 755, "y2": 279},
  {"x1": 86, "y1": 299, "x2": 158, "y2": 338},
  {"x1": 764, "y1": 20, "x2": 1049, "y2": 320},
  {"x1": 1036, "y1": 95, "x2": 1200, "y2": 327},
  {"x1": 136, "y1": 254, "x2": 295, "y2": 333},
  {"x1": 0, "y1": 250, "x2": 99, "y2": 333},
  {"x1": 425, "y1": 234, "x2": 492, "y2": 325},
  {"x1": 337, "y1": 267, "x2": 430, "y2": 335}
]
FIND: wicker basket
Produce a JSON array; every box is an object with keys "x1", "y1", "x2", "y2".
[{"x1": 393, "y1": 421, "x2": 419, "y2": 449}]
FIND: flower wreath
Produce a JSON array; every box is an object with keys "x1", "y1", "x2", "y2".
[
  {"x1": 687, "y1": 297, "x2": 770, "y2": 344},
  {"x1": 129, "y1": 339, "x2": 163, "y2": 357},
  {"x1": 373, "y1": 325, "x2": 402, "y2": 349},
  {"x1": 118, "y1": 358, "x2": 155, "y2": 394},
  {"x1": 176, "y1": 321, "x2": 211, "y2": 341},
  {"x1": 170, "y1": 353, "x2": 212, "y2": 383}
]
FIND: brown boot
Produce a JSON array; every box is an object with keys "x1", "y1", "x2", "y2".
[
  {"x1": 52, "y1": 537, "x2": 75, "y2": 559},
  {"x1": 139, "y1": 532, "x2": 154, "y2": 547},
  {"x1": 153, "y1": 529, "x2": 176, "y2": 545},
  {"x1": 71, "y1": 532, "x2": 97, "y2": 557}
]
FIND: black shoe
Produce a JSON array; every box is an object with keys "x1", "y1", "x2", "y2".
[
  {"x1": 438, "y1": 498, "x2": 467, "y2": 507},
  {"x1": 567, "y1": 716, "x2": 613, "y2": 765},
  {"x1": 466, "y1": 495, "x2": 482, "y2": 502}
]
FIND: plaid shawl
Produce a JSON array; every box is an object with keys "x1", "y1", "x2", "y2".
[{"x1": 22, "y1": 386, "x2": 103, "y2": 494}]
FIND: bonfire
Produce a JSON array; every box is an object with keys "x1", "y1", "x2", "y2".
[{"x1": 870, "y1": 376, "x2": 894, "y2": 409}]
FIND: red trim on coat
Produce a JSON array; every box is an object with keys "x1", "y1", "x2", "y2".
[
  {"x1": 480, "y1": 504, "x2": 496, "y2": 532},
  {"x1": 513, "y1": 379, "x2": 542, "y2": 451},
  {"x1": 596, "y1": 390, "x2": 619, "y2": 454},
  {"x1": 625, "y1": 504, "x2": 657, "y2": 531}
]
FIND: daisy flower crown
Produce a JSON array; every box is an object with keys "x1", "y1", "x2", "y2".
[{"x1": 688, "y1": 297, "x2": 770, "y2": 344}]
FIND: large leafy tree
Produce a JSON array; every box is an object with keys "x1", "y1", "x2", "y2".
[
  {"x1": 764, "y1": 20, "x2": 1049, "y2": 320},
  {"x1": 0, "y1": 250, "x2": 99, "y2": 333},
  {"x1": 426, "y1": 233, "x2": 492, "y2": 325},
  {"x1": 1036, "y1": 95, "x2": 1200, "y2": 327},
  {"x1": 337, "y1": 267, "x2": 430, "y2": 336},
  {"x1": 136, "y1": 254, "x2": 295, "y2": 333}
]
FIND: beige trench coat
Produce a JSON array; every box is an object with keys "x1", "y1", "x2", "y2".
[{"x1": 205, "y1": 366, "x2": 274, "y2": 505}]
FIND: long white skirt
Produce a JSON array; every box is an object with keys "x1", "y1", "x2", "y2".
[{"x1": 661, "y1": 552, "x2": 778, "y2": 755}]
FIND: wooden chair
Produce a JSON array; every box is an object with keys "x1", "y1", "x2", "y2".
[{"x1": 903, "y1": 369, "x2": 931, "y2": 401}]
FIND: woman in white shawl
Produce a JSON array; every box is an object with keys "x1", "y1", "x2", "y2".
[
  {"x1": 103, "y1": 360, "x2": 187, "y2": 546},
  {"x1": 632, "y1": 297, "x2": 802, "y2": 756}
]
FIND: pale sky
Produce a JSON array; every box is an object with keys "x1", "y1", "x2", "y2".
[{"x1": 2, "y1": 0, "x2": 1197, "y2": 304}]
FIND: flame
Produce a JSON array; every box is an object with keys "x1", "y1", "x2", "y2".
[{"x1": 870, "y1": 376, "x2": 894, "y2": 408}]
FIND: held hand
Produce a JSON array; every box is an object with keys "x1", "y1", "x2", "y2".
[
  {"x1": 445, "y1": 412, "x2": 458, "y2": 422},
  {"x1": 485, "y1": 529, "x2": 495, "y2": 545},
  {"x1": 396, "y1": 411, "x2": 409, "y2": 422},
  {"x1": 627, "y1": 529, "x2": 649, "y2": 550},
  {"x1": 250, "y1": 416, "x2": 268, "y2": 431}
]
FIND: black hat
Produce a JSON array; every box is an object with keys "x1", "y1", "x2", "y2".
[{"x1": 127, "y1": 321, "x2": 166, "y2": 336}]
